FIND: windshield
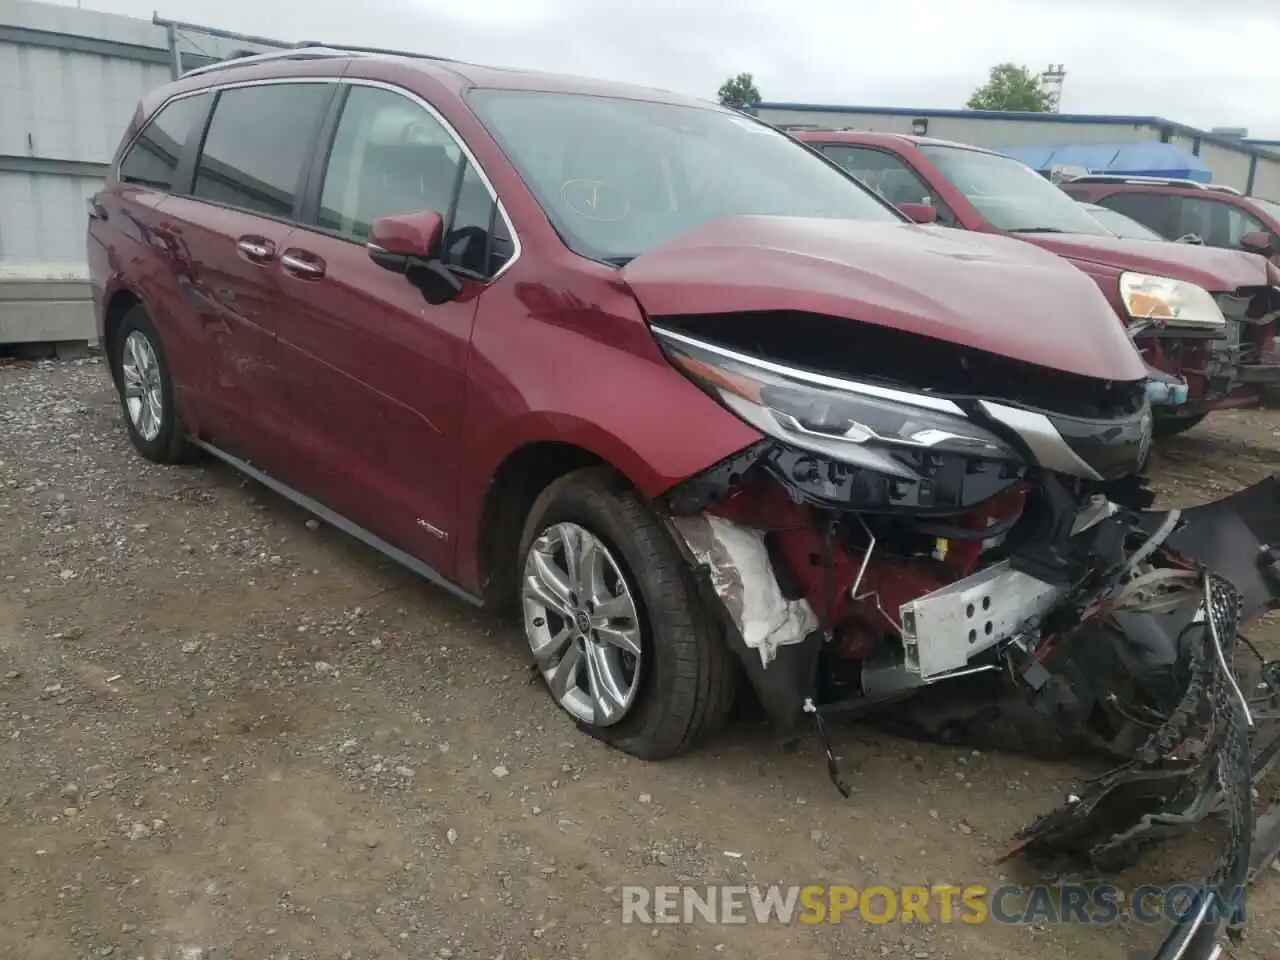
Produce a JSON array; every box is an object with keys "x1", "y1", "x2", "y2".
[
  {"x1": 1082, "y1": 204, "x2": 1165, "y2": 241},
  {"x1": 468, "y1": 90, "x2": 899, "y2": 262},
  {"x1": 918, "y1": 145, "x2": 1111, "y2": 236},
  {"x1": 1252, "y1": 196, "x2": 1280, "y2": 221}
]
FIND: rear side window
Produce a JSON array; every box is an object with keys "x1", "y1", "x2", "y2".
[
  {"x1": 1097, "y1": 193, "x2": 1180, "y2": 239},
  {"x1": 1100, "y1": 193, "x2": 1267, "y2": 248},
  {"x1": 118, "y1": 93, "x2": 211, "y2": 191},
  {"x1": 317, "y1": 85, "x2": 511, "y2": 278},
  {"x1": 193, "y1": 83, "x2": 331, "y2": 218}
]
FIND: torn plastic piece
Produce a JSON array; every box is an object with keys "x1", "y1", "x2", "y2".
[{"x1": 670, "y1": 514, "x2": 819, "y2": 668}]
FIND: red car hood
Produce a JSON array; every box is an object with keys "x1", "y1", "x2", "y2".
[
  {"x1": 1022, "y1": 233, "x2": 1272, "y2": 291},
  {"x1": 622, "y1": 216, "x2": 1147, "y2": 383}
]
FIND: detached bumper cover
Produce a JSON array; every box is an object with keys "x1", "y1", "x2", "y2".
[{"x1": 1004, "y1": 476, "x2": 1280, "y2": 960}]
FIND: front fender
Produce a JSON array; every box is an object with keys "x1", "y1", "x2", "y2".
[{"x1": 452, "y1": 270, "x2": 763, "y2": 593}]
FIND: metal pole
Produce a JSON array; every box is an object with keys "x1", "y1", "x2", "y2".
[
  {"x1": 152, "y1": 13, "x2": 292, "y2": 50},
  {"x1": 164, "y1": 22, "x2": 181, "y2": 79}
]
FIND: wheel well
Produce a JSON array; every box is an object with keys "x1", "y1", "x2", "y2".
[
  {"x1": 102, "y1": 290, "x2": 142, "y2": 380},
  {"x1": 476, "y1": 442, "x2": 608, "y2": 610}
]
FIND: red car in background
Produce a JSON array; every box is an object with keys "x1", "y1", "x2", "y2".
[
  {"x1": 1061, "y1": 175, "x2": 1280, "y2": 268},
  {"x1": 792, "y1": 131, "x2": 1280, "y2": 435}
]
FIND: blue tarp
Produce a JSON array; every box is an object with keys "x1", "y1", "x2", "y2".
[{"x1": 998, "y1": 141, "x2": 1213, "y2": 182}]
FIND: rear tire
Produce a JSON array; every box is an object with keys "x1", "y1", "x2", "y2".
[
  {"x1": 112, "y1": 306, "x2": 196, "y2": 464},
  {"x1": 516, "y1": 467, "x2": 738, "y2": 760}
]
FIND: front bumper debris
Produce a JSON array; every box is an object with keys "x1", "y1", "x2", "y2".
[{"x1": 670, "y1": 469, "x2": 1280, "y2": 960}]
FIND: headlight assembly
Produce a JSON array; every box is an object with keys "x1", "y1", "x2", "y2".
[
  {"x1": 1119, "y1": 273, "x2": 1226, "y2": 330},
  {"x1": 652, "y1": 327, "x2": 1021, "y2": 480}
]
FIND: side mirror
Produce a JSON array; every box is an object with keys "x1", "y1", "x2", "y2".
[
  {"x1": 1241, "y1": 230, "x2": 1277, "y2": 256},
  {"x1": 368, "y1": 210, "x2": 444, "y2": 267},
  {"x1": 367, "y1": 210, "x2": 461, "y2": 303},
  {"x1": 897, "y1": 202, "x2": 938, "y2": 225}
]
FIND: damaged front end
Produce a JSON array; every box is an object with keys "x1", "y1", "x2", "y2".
[{"x1": 652, "y1": 321, "x2": 1280, "y2": 960}]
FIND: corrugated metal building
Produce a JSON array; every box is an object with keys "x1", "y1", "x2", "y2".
[
  {"x1": 0, "y1": 0, "x2": 273, "y2": 344},
  {"x1": 755, "y1": 103, "x2": 1280, "y2": 203}
]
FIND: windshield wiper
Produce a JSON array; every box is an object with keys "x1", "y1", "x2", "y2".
[
  {"x1": 601, "y1": 255, "x2": 634, "y2": 266},
  {"x1": 1008, "y1": 227, "x2": 1068, "y2": 234}
]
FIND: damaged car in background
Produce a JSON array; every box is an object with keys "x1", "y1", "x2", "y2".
[
  {"x1": 92, "y1": 51, "x2": 1279, "y2": 960},
  {"x1": 789, "y1": 130, "x2": 1280, "y2": 438}
]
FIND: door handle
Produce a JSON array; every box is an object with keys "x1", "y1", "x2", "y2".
[
  {"x1": 236, "y1": 236, "x2": 276, "y2": 263},
  {"x1": 280, "y1": 250, "x2": 326, "y2": 280}
]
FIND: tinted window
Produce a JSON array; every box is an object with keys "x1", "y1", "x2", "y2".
[
  {"x1": 193, "y1": 84, "x2": 331, "y2": 218},
  {"x1": 918, "y1": 145, "x2": 1110, "y2": 236},
  {"x1": 1096, "y1": 193, "x2": 1178, "y2": 238},
  {"x1": 317, "y1": 86, "x2": 511, "y2": 278},
  {"x1": 444, "y1": 160, "x2": 510, "y2": 277},
  {"x1": 1080, "y1": 203, "x2": 1165, "y2": 241},
  {"x1": 118, "y1": 93, "x2": 211, "y2": 191},
  {"x1": 1100, "y1": 193, "x2": 1267, "y2": 248},
  {"x1": 468, "y1": 90, "x2": 898, "y2": 263}
]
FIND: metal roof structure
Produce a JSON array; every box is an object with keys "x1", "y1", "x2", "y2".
[
  {"x1": 998, "y1": 141, "x2": 1212, "y2": 182},
  {"x1": 756, "y1": 102, "x2": 1280, "y2": 164}
]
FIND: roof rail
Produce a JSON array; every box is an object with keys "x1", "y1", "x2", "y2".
[
  {"x1": 153, "y1": 13, "x2": 452, "y2": 80},
  {"x1": 292, "y1": 40, "x2": 451, "y2": 61},
  {"x1": 179, "y1": 42, "x2": 456, "y2": 79},
  {"x1": 1065, "y1": 174, "x2": 1211, "y2": 189},
  {"x1": 179, "y1": 47, "x2": 345, "y2": 78}
]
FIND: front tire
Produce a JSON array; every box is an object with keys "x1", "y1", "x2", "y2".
[
  {"x1": 517, "y1": 468, "x2": 738, "y2": 760},
  {"x1": 112, "y1": 306, "x2": 195, "y2": 464}
]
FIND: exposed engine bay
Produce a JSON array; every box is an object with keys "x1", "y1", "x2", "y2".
[{"x1": 650, "y1": 315, "x2": 1280, "y2": 960}]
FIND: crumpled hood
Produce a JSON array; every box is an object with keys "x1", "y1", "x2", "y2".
[
  {"x1": 1023, "y1": 232, "x2": 1272, "y2": 291},
  {"x1": 622, "y1": 216, "x2": 1148, "y2": 383}
]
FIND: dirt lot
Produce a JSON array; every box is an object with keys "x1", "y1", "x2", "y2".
[{"x1": 2, "y1": 356, "x2": 1278, "y2": 960}]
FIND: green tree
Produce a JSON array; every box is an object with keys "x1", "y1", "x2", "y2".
[
  {"x1": 966, "y1": 63, "x2": 1054, "y2": 112},
  {"x1": 718, "y1": 72, "x2": 762, "y2": 111}
]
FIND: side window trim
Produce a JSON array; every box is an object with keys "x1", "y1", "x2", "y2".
[
  {"x1": 298, "y1": 84, "x2": 353, "y2": 229},
  {"x1": 170, "y1": 92, "x2": 216, "y2": 196},
  {"x1": 113, "y1": 75, "x2": 522, "y2": 283},
  {"x1": 115, "y1": 89, "x2": 213, "y2": 193},
  {"x1": 297, "y1": 77, "x2": 522, "y2": 284}
]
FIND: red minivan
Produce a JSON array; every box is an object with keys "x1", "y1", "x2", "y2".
[{"x1": 89, "y1": 52, "x2": 1279, "y2": 957}]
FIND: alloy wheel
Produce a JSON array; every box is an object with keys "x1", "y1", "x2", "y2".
[
  {"x1": 120, "y1": 330, "x2": 164, "y2": 442},
  {"x1": 522, "y1": 522, "x2": 643, "y2": 726}
]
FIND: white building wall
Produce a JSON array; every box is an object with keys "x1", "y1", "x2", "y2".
[
  {"x1": 756, "y1": 105, "x2": 1280, "y2": 199},
  {"x1": 0, "y1": 0, "x2": 277, "y2": 343},
  {"x1": 1251, "y1": 160, "x2": 1280, "y2": 203}
]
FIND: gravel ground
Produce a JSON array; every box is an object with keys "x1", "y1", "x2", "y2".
[{"x1": 1, "y1": 356, "x2": 1278, "y2": 960}]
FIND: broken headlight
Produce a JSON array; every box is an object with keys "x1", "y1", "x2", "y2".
[
  {"x1": 1119, "y1": 273, "x2": 1226, "y2": 330},
  {"x1": 653, "y1": 327, "x2": 1021, "y2": 480}
]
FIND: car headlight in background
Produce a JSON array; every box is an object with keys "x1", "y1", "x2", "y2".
[
  {"x1": 1119, "y1": 272, "x2": 1226, "y2": 330},
  {"x1": 651, "y1": 327, "x2": 1021, "y2": 479}
]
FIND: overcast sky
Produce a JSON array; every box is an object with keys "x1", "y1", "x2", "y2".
[{"x1": 55, "y1": 0, "x2": 1280, "y2": 138}]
